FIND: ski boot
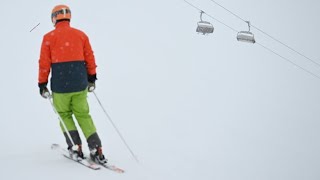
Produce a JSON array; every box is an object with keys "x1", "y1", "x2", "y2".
[
  {"x1": 90, "y1": 147, "x2": 108, "y2": 164},
  {"x1": 68, "y1": 144, "x2": 84, "y2": 160}
]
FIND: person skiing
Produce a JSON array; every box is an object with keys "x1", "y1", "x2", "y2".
[{"x1": 38, "y1": 4, "x2": 107, "y2": 164}]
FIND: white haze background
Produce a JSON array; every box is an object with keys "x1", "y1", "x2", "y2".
[{"x1": 0, "y1": 0, "x2": 320, "y2": 180}]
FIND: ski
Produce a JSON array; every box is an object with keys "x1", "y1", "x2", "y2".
[
  {"x1": 91, "y1": 161, "x2": 125, "y2": 173},
  {"x1": 51, "y1": 143, "x2": 100, "y2": 170},
  {"x1": 51, "y1": 143, "x2": 125, "y2": 173}
]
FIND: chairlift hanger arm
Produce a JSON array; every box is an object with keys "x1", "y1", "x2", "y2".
[
  {"x1": 200, "y1": 10, "x2": 204, "y2": 21},
  {"x1": 245, "y1": 21, "x2": 251, "y2": 31}
]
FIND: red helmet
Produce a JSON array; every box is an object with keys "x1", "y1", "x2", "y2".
[{"x1": 51, "y1": 5, "x2": 71, "y2": 26}]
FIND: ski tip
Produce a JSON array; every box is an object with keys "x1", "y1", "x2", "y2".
[
  {"x1": 115, "y1": 169, "x2": 125, "y2": 173},
  {"x1": 109, "y1": 165, "x2": 125, "y2": 173}
]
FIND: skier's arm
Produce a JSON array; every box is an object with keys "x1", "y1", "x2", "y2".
[
  {"x1": 83, "y1": 35, "x2": 97, "y2": 76},
  {"x1": 38, "y1": 36, "x2": 51, "y2": 84}
]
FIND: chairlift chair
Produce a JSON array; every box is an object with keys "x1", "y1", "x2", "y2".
[
  {"x1": 237, "y1": 21, "x2": 255, "y2": 43},
  {"x1": 196, "y1": 11, "x2": 214, "y2": 35}
]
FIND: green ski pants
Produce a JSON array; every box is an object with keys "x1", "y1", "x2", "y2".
[{"x1": 53, "y1": 89, "x2": 97, "y2": 139}]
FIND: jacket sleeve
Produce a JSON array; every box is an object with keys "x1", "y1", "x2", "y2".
[
  {"x1": 83, "y1": 35, "x2": 97, "y2": 75},
  {"x1": 38, "y1": 36, "x2": 52, "y2": 84}
]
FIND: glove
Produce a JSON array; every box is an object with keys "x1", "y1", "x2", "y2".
[
  {"x1": 88, "y1": 82, "x2": 95, "y2": 92},
  {"x1": 88, "y1": 74, "x2": 97, "y2": 92},
  {"x1": 38, "y1": 82, "x2": 51, "y2": 99}
]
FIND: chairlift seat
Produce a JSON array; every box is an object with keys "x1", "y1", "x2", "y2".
[
  {"x1": 196, "y1": 21, "x2": 214, "y2": 35},
  {"x1": 237, "y1": 31, "x2": 255, "y2": 43}
]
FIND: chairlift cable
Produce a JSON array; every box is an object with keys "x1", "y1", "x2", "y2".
[
  {"x1": 256, "y1": 42, "x2": 320, "y2": 80},
  {"x1": 184, "y1": 0, "x2": 202, "y2": 12},
  {"x1": 183, "y1": 0, "x2": 320, "y2": 81},
  {"x1": 208, "y1": 0, "x2": 247, "y2": 22},
  {"x1": 207, "y1": 0, "x2": 320, "y2": 67},
  {"x1": 205, "y1": 13, "x2": 238, "y2": 32},
  {"x1": 251, "y1": 25, "x2": 320, "y2": 67}
]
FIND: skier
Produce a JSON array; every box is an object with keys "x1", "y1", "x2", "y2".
[{"x1": 38, "y1": 4, "x2": 107, "y2": 164}]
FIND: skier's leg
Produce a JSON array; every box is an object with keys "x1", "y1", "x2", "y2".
[
  {"x1": 71, "y1": 89, "x2": 102, "y2": 148},
  {"x1": 71, "y1": 89, "x2": 107, "y2": 163},
  {"x1": 53, "y1": 92, "x2": 82, "y2": 147}
]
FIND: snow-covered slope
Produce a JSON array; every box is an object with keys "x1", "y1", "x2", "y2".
[{"x1": 1, "y1": 0, "x2": 320, "y2": 180}]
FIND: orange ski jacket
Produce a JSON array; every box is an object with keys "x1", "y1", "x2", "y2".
[{"x1": 38, "y1": 21, "x2": 97, "y2": 93}]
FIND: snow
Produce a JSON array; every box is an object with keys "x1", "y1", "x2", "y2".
[{"x1": 1, "y1": 0, "x2": 320, "y2": 180}]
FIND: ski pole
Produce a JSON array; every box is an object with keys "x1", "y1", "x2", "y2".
[
  {"x1": 92, "y1": 91, "x2": 139, "y2": 163},
  {"x1": 47, "y1": 93, "x2": 77, "y2": 149}
]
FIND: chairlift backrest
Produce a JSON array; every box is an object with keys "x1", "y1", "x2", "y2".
[
  {"x1": 237, "y1": 31, "x2": 255, "y2": 43},
  {"x1": 198, "y1": 21, "x2": 212, "y2": 27},
  {"x1": 196, "y1": 21, "x2": 214, "y2": 35}
]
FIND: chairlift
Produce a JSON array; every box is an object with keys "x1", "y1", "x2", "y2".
[
  {"x1": 196, "y1": 11, "x2": 214, "y2": 35},
  {"x1": 237, "y1": 21, "x2": 255, "y2": 43}
]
